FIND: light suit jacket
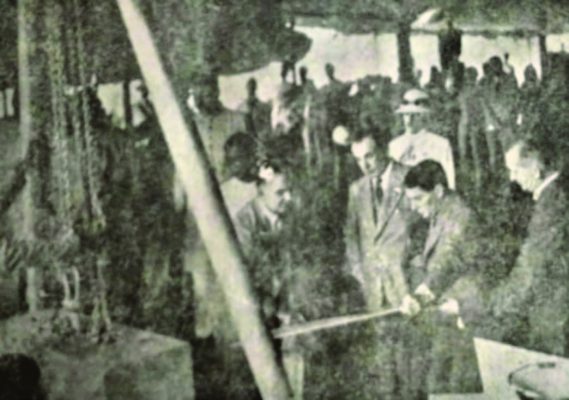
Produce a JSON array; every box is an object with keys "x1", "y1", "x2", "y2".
[{"x1": 345, "y1": 173, "x2": 411, "y2": 309}]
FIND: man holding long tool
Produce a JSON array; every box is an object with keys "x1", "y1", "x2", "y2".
[
  {"x1": 344, "y1": 131, "x2": 418, "y2": 399},
  {"x1": 400, "y1": 159, "x2": 483, "y2": 397}
]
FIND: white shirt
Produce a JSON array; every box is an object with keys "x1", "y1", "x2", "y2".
[
  {"x1": 388, "y1": 130, "x2": 456, "y2": 190},
  {"x1": 533, "y1": 171, "x2": 560, "y2": 201},
  {"x1": 220, "y1": 178, "x2": 258, "y2": 222}
]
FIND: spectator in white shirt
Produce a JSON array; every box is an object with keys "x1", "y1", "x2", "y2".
[{"x1": 389, "y1": 88, "x2": 456, "y2": 190}]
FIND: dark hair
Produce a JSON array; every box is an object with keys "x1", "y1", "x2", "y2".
[
  {"x1": 281, "y1": 61, "x2": 293, "y2": 80},
  {"x1": 403, "y1": 160, "x2": 448, "y2": 191},
  {"x1": 0, "y1": 354, "x2": 46, "y2": 400},
  {"x1": 224, "y1": 132, "x2": 256, "y2": 156},
  {"x1": 350, "y1": 129, "x2": 378, "y2": 146},
  {"x1": 190, "y1": 70, "x2": 218, "y2": 89},
  {"x1": 246, "y1": 77, "x2": 257, "y2": 91}
]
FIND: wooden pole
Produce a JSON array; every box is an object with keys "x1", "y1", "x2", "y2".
[
  {"x1": 17, "y1": 0, "x2": 36, "y2": 241},
  {"x1": 115, "y1": 1, "x2": 293, "y2": 399}
]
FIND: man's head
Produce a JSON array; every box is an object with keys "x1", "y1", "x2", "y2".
[
  {"x1": 505, "y1": 140, "x2": 546, "y2": 194},
  {"x1": 488, "y1": 56, "x2": 503, "y2": 77},
  {"x1": 224, "y1": 132, "x2": 257, "y2": 182},
  {"x1": 350, "y1": 134, "x2": 383, "y2": 176},
  {"x1": 190, "y1": 71, "x2": 221, "y2": 115},
  {"x1": 396, "y1": 88, "x2": 430, "y2": 134},
  {"x1": 404, "y1": 160, "x2": 448, "y2": 219},
  {"x1": 257, "y1": 162, "x2": 293, "y2": 216},
  {"x1": 246, "y1": 78, "x2": 257, "y2": 98},
  {"x1": 281, "y1": 61, "x2": 294, "y2": 82},
  {"x1": 325, "y1": 63, "x2": 335, "y2": 81},
  {"x1": 299, "y1": 66, "x2": 308, "y2": 84},
  {"x1": 524, "y1": 65, "x2": 538, "y2": 85}
]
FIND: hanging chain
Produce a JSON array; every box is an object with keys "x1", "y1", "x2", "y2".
[
  {"x1": 72, "y1": 0, "x2": 106, "y2": 230},
  {"x1": 63, "y1": 1, "x2": 86, "y2": 215},
  {"x1": 45, "y1": 3, "x2": 73, "y2": 228}
]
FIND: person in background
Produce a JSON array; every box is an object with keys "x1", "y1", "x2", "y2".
[
  {"x1": 271, "y1": 61, "x2": 301, "y2": 135},
  {"x1": 516, "y1": 65, "x2": 541, "y2": 129},
  {"x1": 238, "y1": 78, "x2": 271, "y2": 137},
  {"x1": 0, "y1": 354, "x2": 46, "y2": 400},
  {"x1": 320, "y1": 63, "x2": 350, "y2": 136},
  {"x1": 479, "y1": 55, "x2": 519, "y2": 170},
  {"x1": 389, "y1": 88, "x2": 456, "y2": 190},
  {"x1": 186, "y1": 70, "x2": 247, "y2": 177},
  {"x1": 438, "y1": 19, "x2": 462, "y2": 74},
  {"x1": 298, "y1": 66, "x2": 317, "y2": 97},
  {"x1": 220, "y1": 132, "x2": 259, "y2": 220},
  {"x1": 457, "y1": 66, "x2": 488, "y2": 195}
]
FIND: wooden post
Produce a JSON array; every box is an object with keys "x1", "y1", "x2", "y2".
[{"x1": 115, "y1": 1, "x2": 293, "y2": 399}]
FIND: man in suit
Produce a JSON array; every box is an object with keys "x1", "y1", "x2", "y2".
[
  {"x1": 344, "y1": 132, "x2": 417, "y2": 399},
  {"x1": 490, "y1": 139, "x2": 569, "y2": 356},
  {"x1": 400, "y1": 159, "x2": 482, "y2": 396},
  {"x1": 345, "y1": 133, "x2": 412, "y2": 311}
]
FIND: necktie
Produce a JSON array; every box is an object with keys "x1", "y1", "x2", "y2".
[{"x1": 371, "y1": 177, "x2": 383, "y2": 225}]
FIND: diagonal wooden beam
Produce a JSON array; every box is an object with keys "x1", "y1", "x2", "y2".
[{"x1": 114, "y1": 0, "x2": 293, "y2": 398}]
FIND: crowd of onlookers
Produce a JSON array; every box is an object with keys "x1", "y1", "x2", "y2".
[
  {"x1": 3, "y1": 45, "x2": 569, "y2": 398},
  {"x1": 179, "y1": 48, "x2": 569, "y2": 399}
]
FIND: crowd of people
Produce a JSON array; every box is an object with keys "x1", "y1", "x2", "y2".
[{"x1": 180, "y1": 48, "x2": 569, "y2": 399}]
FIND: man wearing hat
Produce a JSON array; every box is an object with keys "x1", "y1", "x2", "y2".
[{"x1": 389, "y1": 88, "x2": 456, "y2": 190}]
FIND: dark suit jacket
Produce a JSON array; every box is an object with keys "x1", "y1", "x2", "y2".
[
  {"x1": 344, "y1": 172, "x2": 412, "y2": 309},
  {"x1": 417, "y1": 193, "x2": 474, "y2": 299},
  {"x1": 491, "y1": 179, "x2": 569, "y2": 355}
]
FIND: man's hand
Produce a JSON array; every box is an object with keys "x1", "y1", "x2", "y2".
[
  {"x1": 399, "y1": 294, "x2": 421, "y2": 317},
  {"x1": 438, "y1": 298, "x2": 459, "y2": 315}
]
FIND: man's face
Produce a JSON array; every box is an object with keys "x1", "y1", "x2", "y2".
[
  {"x1": 225, "y1": 148, "x2": 255, "y2": 181},
  {"x1": 402, "y1": 113, "x2": 425, "y2": 134},
  {"x1": 405, "y1": 187, "x2": 437, "y2": 219},
  {"x1": 193, "y1": 82, "x2": 220, "y2": 113},
  {"x1": 351, "y1": 137, "x2": 381, "y2": 176},
  {"x1": 260, "y1": 174, "x2": 293, "y2": 216},
  {"x1": 505, "y1": 145, "x2": 542, "y2": 193}
]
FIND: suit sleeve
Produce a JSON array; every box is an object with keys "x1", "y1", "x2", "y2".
[
  {"x1": 491, "y1": 203, "x2": 559, "y2": 319},
  {"x1": 344, "y1": 184, "x2": 364, "y2": 285},
  {"x1": 235, "y1": 207, "x2": 256, "y2": 260},
  {"x1": 423, "y1": 209, "x2": 471, "y2": 297}
]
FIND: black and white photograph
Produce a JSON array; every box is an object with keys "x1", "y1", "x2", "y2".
[{"x1": 0, "y1": 0, "x2": 569, "y2": 399}]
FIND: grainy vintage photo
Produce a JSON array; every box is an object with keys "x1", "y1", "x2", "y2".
[{"x1": 0, "y1": 0, "x2": 568, "y2": 399}]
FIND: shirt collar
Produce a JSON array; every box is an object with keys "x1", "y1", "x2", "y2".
[
  {"x1": 255, "y1": 198, "x2": 281, "y2": 230},
  {"x1": 533, "y1": 171, "x2": 560, "y2": 201}
]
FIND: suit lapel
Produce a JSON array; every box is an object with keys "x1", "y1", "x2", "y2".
[
  {"x1": 360, "y1": 176, "x2": 377, "y2": 227},
  {"x1": 423, "y1": 212, "x2": 444, "y2": 261},
  {"x1": 373, "y1": 177, "x2": 403, "y2": 242}
]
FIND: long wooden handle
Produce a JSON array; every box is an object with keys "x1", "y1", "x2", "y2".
[{"x1": 273, "y1": 308, "x2": 401, "y2": 339}]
